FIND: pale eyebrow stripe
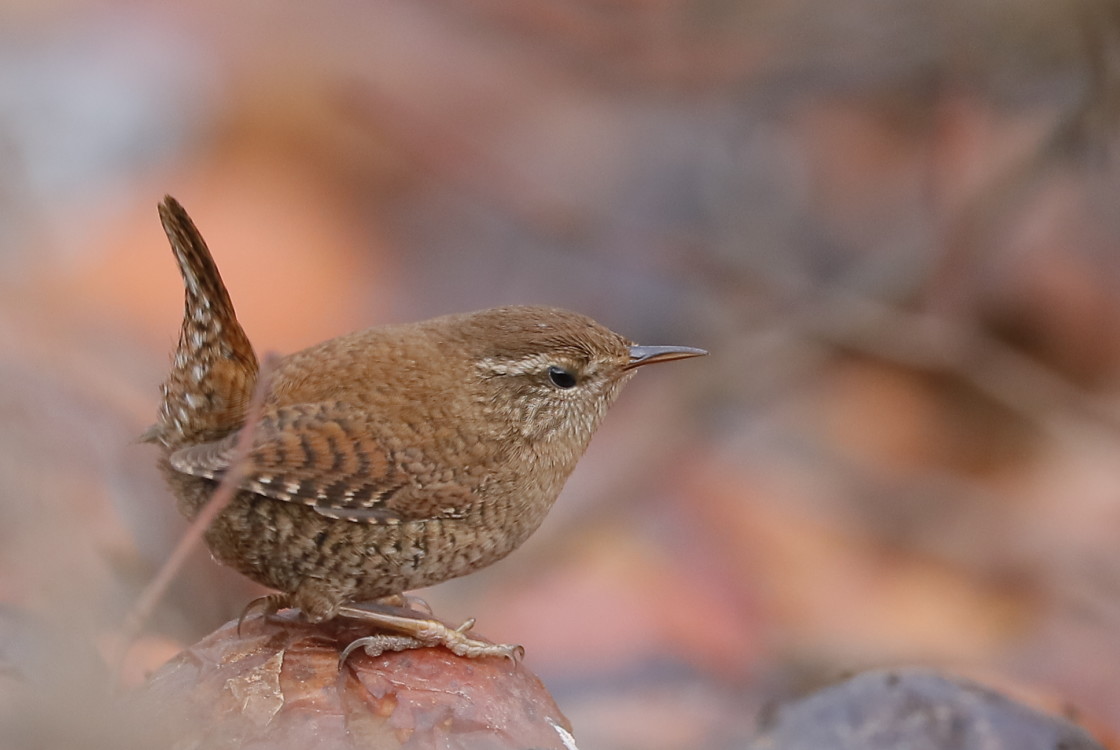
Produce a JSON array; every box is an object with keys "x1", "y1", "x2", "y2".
[{"x1": 477, "y1": 353, "x2": 550, "y2": 376}]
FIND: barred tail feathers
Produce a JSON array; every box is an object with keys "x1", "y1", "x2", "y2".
[{"x1": 149, "y1": 196, "x2": 259, "y2": 448}]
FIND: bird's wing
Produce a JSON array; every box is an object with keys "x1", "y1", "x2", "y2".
[{"x1": 168, "y1": 402, "x2": 430, "y2": 524}]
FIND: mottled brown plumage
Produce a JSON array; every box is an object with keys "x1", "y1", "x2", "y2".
[{"x1": 146, "y1": 196, "x2": 705, "y2": 658}]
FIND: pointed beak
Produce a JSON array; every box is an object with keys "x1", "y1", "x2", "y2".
[{"x1": 624, "y1": 345, "x2": 708, "y2": 370}]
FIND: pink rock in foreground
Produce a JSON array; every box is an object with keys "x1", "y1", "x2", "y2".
[{"x1": 135, "y1": 613, "x2": 577, "y2": 750}]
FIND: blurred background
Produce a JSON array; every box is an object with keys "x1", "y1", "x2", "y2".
[{"x1": 2, "y1": 0, "x2": 1120, "y2": 747}]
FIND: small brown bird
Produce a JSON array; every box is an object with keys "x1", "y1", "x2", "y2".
[{"x1": 145, "y1": 196, "x2": 706, "y2": 658}]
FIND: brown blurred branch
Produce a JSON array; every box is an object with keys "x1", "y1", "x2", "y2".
[{"x1": 793, "y1": 284, "x2": 1120, "y2": 442}]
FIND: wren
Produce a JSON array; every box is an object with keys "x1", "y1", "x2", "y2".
[{"x1": 144, "y1": 196, "x2": 706, "y2": 659}]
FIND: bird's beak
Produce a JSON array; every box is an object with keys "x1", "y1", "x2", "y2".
[{"x1": 624, "y1": 345, "x2": 708, "y2": 370}]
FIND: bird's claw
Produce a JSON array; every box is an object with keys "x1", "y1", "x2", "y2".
[{"x1": 237, "y1": 593, "x2": 291, "y2": 635}]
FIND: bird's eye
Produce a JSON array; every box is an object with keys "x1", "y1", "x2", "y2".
[{"x1": 547, "y1": 366, "x2": 578, "y2": 389}]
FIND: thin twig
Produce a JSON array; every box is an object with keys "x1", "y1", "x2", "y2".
[{"x1": 114, "y1": 354, "x2": 278, "y2": 676}]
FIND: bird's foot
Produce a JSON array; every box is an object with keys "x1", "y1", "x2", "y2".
[
  {"x1": 338, "y1": 633, "x2": 426, "y2": 662},
  {"x1": 237, "y1": 592, "x2": 291, "y2": 635},
  {"x1": 335, "y1": 602, "x2": 523, "y2": 666}
]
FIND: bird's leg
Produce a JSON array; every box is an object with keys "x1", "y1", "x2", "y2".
[
  {"x1": 375, "y1": 593, "x2": 433, "y2": 615},
  {"x1": 335, "y1": 602, "x2": 523, "y2": 663},
  {"x1": 237, "y1": 592, "x2": 291, "y2": 634}
]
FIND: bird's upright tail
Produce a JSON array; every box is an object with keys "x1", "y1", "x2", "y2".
[{"x1": 143, "y1": 196, "x2": 259, "y2": 449}]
